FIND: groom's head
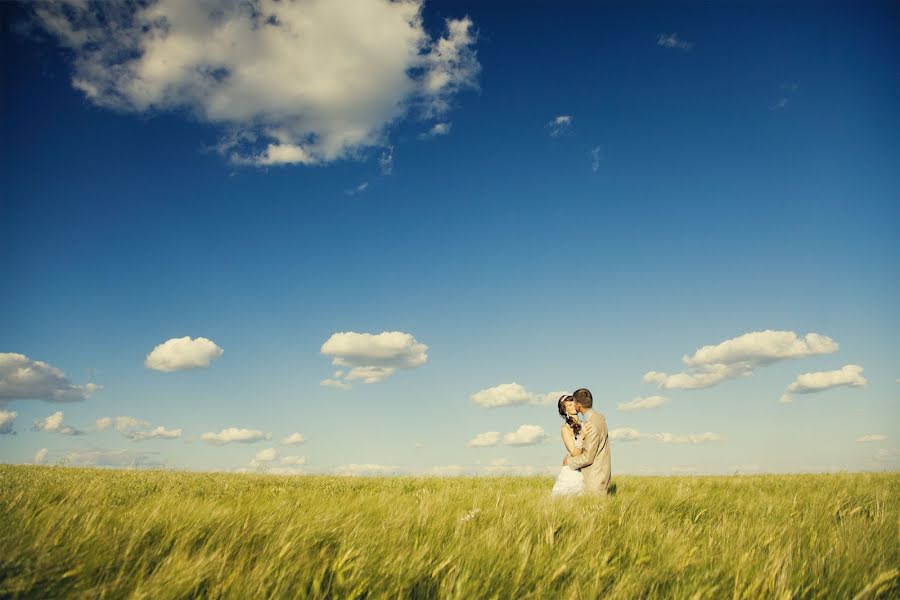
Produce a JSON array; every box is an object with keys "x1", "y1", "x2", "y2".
[{"x1": 573, "y1": 388, "x2": 592, "y2": 413}]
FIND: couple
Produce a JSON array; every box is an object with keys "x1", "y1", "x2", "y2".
[{"x1": 551, "y1": 388, "x2": 612, "y2": 497}]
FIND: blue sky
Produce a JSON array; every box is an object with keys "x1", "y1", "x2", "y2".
[{"x1": 1, "y1": 0, "x2": 897, "y2": 476}]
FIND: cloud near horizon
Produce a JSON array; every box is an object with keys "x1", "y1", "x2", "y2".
[
  {"x1": 145, "y1": 337, "x2": 223, "y2": 372},
  {"x1": 34, "y1": 0, "x2": 479, "y2": 167},
  {"x1": 779, "y1": 364, "x2": 867, "y2": 404},
  {"x1": 644, "y1": 330, "x2": 838, "y2": 390},
  {"x1": 201, "y1": 427, "x2": 270, "y2": 445},
  {"x1": 320, "y1": 331, "x2": 428, "y2": 389},
  {"x1": 0, "y1": 353, "x2": 101, "y2": 403},
  {"x1": 611, "y1": 427, "x2": 723, "y2": 444},
  {"x1": 470, "y1": 383, "x2": 566, "y2": 408}
]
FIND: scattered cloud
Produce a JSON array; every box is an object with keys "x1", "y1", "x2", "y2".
[
  {"x1": 470, "y1": 383, "x2": 566, "y2": 408},
  {"x1": 62, "y1": 447, "x2": 162, "y2": 468},
  {"x1": 779, "y1": 364, "x2": 867, "y2": 404},
  {"x1": 617, "y1": 395, "x2": 668, "y2": 412},
  {"x1": 503, "y1": 424, "x2": 546, "y2": 446},
  {"x1": 320, "y1": 331, "x2": 428, "y2": 388},
  {"x1": 856, "y1": 434, "x2": 886, "y2": 443},
  {"x1": 145, "y1": 336, "x2": 223, "y2": 372},
  {"x1": 201, "y1": 427, "x2": 270, "y2": 446},
  {"x1": 422, "y1": 122, "x2": 451, "y2": 138},
  {"x1": 0, "y1": 409, "x2": 16, "y2": 434},
  {"x1": 34, "y1": 448, "x2": 49, "y2": 463},
  {"x1": 546, "y1": 115, "x2": 573, "y2": 137},
  {"x1": 33, "y1": 411, "x2": 82, "y2": 435},
  {"x1": 467, "y1": 431, "x2": 500, "y2": 447},
  {"x1": 610, "y1": 427, "x2": 723, "y2": 444},
  {"x1": 334, "y1": 463, "x2": 400, "y2": 476},
  {"x1": 345, "y1": 182, "x2": 369, "y2": 196},
  {"x1": 379, "y1": 145, "x2": 394, "y2": 174},
  {"x1": 644, "y1": 330, "x2": 838, "y2": 390},
  {"x1": 281, "y1": 432, "x2": 306, "y2": 446},
  {"x1": 281, "y1": 455, "x2": 306, "y2": 466},
  {"x1": 657, "y1": 33, "x2": 693, "y2": 51},
  {"x1": 254, "y1": 447, "x2": 278, "y2": 463},
  {"x1": 96, "y1": 416, "x2": 149, "y2": 433},
  {"x1": 0, "y1": 352, "x2": 101, "y2": 403},
  {"x1": 124, "y1": 426, "x2": 182, "y2": 441},
  {"x1": 34, "y1": 1, "x2": 479, "y2": 167},
  {"x1": 590, "y1": 146, "x2": 602, "y2": 172},
  {"x1": 771, "y1": 82, "x2": 799, "y2": 111}
]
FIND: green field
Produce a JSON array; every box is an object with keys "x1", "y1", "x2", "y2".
[{"x1": 1, "y1": 466, "x2": 897, "y2": 599}]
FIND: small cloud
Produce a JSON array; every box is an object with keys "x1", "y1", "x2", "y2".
[
  {"x1": 62, "y1": 447, "x2": 162, "y2": 468},
  {"x1": 96, "y1": 416, "x2": 149, "y2": 433},
  {"x1": 415, "y1": 441, "x2": 425, "y2": 449},
  {"x1": 780, "y1": 364, "x2": 867, "y2": 404},
  {"x1": 590, "y1": 146, "x2": 602, "y2": 172},
  {"x1": 856, "y1": 434, "x2": 887, "y2": 443},
  {"x1": 201, "y1": 427, "x2": 270, "y2": 446},
  {"x1": 281, "y1": 432, "x2": 306, "y2": 446},
  {"x1": 281, "y1": 455, "x2": 306, "y2": 466},
  {"x1": 467, "y1": 431, "x2": 500, "y2": 447},
  {"x1": 334, "y1": 464, "x2": 400, "y2": 476},
  {"x1": 617, "y1": 395, "x2": 668, "y2": 412},
  {"x1": 379, "y1": 145, "x2": 394, "y2": 174},
  {"x1": 431, "y1": 464, "x2": 466, "y2": 476},
  {"x1": 503, "y1": 424, "x2": 546, "y2": 446},
  {"x1": 610, "y1": 427, "x2": 723, "y2": 444},
  {"x1": 0, "y1": 409, "x2": 17, "y2": 434},
  {"x1": 0, "y1": 352, "x2": 101, "y2": 403},
  {"x1": 34, "y1": 448, "x2": 49, "y2": 463},
  {"x1": 124, "y1": 426, "x2": 182, "y2": 441},
  {"x1": 671, "y1": 466, "x2": 697, "y2": 473},
  {"x1": 320, "y1": 378, "x2": 352, "y2": 390},
  {"x1": 145, "y1": 336, "x2": 223, "y2": 372},
  {"x1": 657, "y1": 33, "x2": 693, "y2": 51},
  {"x1": 770, "y1": 82, "x2": 799, "y2": 111},
  {"x1": 320, "y1": 331, "x2": 428, "y2": 389},
  {"x1": 254, "y1": 447, "x2": 278, "y2": 463},
  {"x1": 345, "y1": 181, "x2": 369, "y2": 196},
  {"x1": 546, "y1": 115, "x2": 573, "y2": 137},
  {"x1": 470, "y1": 383, "x2": 566, "y2": 408},
  {"x1": 421, "y1": 122, "x2": 452, "y2": 138},
  {"x1": 33, "y1": 411, "x2": 82, "y2": 435}
]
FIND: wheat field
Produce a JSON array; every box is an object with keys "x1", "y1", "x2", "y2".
[{"x1": 0, "y1": 465, "x2": 897, "y2": 599}]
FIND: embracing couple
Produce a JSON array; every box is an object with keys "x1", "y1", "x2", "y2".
[{"x1": 551, "y1": 388, "x2": 612, "y2": 497}]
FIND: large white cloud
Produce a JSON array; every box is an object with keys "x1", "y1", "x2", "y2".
[
  {"x1": 34, "y1": 0, "x2": 479, "y2": 167},
  {"x1": 320, "y1": 331, "x2": 428, "y2": 388},
  {"x1": 503, "y1": 424, "x2": 546, "y2": 446},
  {"x1": 0, "y1": 409, "x2": 16, "y2": 434},
  {"x1": 33, "y1": 411, "x2": 82, "y2": 435},
  {"x1": 201, "y1": 427, "x2": 270, "y2": 445},
  {"x1": 610, "y1": 427, "x2": 723, "y2": 444},
  {"x1": 617, "y1": 395, "x2": 668, "y2": 412},
  {"x1": 779, "y1": 364, "x2": 867, "y2": 404},
  {"x1": 467, "y1": 431, "x2": 499, "y2": 447},
  {"x1": 0, "y1": 353, "x2": 101, "y2": 403},
  {"x1": 644, "y1": 330, "x2": 838, "y2": 390},
  {"x1": 145, "y1": 336, "x2": 223, "y2": 372},
  {"x1": 470, "y1": 383, "x2": 566, "y2": 408}
]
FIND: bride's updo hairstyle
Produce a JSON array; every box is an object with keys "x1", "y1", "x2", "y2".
[{"x1": 557, "y1": 395, "x2": 582, "y2": 437}]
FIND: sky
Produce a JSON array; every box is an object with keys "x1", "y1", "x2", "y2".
[{"x1": 1, "y1": 0, "x2": 897, "y2": 477}]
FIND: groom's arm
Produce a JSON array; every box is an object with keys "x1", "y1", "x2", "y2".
[{"x1": 566, "y1": 420, "x2": 606, "y2": 470}]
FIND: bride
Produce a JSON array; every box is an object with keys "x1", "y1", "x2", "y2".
[{"x1": 551, "y1": 394, "x2": 586, "y2": 496}]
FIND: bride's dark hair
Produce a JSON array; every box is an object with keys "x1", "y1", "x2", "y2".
[{"x1": 557, "y1": 395, "x2": 581, "y2": 437}]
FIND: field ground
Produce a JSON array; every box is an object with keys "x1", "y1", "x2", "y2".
[{"x1": 1, "y1": 466, "x2": 897, "y2": 599}]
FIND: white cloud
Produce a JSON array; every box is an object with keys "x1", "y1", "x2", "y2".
[
  {"x1": 254, "y1": 447, "x2": 278, "y2": 462},
  {"x1": 201, "y1": 427, "x2": 270, "y2": 445},
  {"x1": 470, "y1": 383, "x2": 566, "y2": 408},
  {"x1": 320, "y1": 331, "x2": 428, "y2": 388},
  {"x1": 96, "y1": 416, "x2": 149, "y2": 433},
  {"x1": 35, "y1": 1, "x2": 479, "y2": 167},
  {"x1": 0, "y1": 352, "x2": 101, "y2": 403},
  {"x1": 657, "y1": 33, "x2": 693, "y2": 50},
  {"x1": 379, "y1": 145, "x2": 394, "y2": 174},
  {"x1": 467, "y1": 431, "x2": 500, "y2": 447},
  {"x1": 590, "y1": 146, "x2": 602, "y2": 172},
  {"x1": 856, "y1": 434, "x2": 886, "y2": 443},
  {"x1": 617, "y1": 395, "x2": 668, "y2": 412},
  {"x1": 145, "y1": 336, "x2": 224, "y2": 372},
  {"x1": 779, "y1": 364, "x2": 867, "y2": 403},
  {"x1": 644, "y1": 330, "x2": 839, "y2": 390},
  {"x1": 124, "y1": 426, "x2": 183, "y2": 441},
  {"x1": 503, "y1": 424, "x2": 546, "y2": 446},
  {"x1": 34, "y1": 448, "x2": 49, "y2": 463},
  {"x1": 546, "y1": 115, "x2": 573, "y2": 137},
  {"x1": 610, "y1": 427, "x2": 723, "y2": 444},
  {"x1": 281, "y1": 455, "x2": 307, "y2": 466},
  {"x1": 281, "y1": 432, "x2": 306, "y2": 446},
  {"x1": 33, "y1": 411, "x2": 82, "y2": 436},
  {"x1": 345, "y1": 181, "x2": 369, "y2": 196},
  {"x1": 0, "y1": 409, "x2": 16, "y2": 434},
  {"x1": 62, "y1": 448, "x2": 162, "y2": 468},
  {"x1": 334, "y1": 463, "x2": 400, "y2": 476},
  {"x1": 423, "y1": 122, "x2": 451, "y2": 137}
]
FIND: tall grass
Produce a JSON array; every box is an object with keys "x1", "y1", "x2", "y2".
[{"x1": 1, "y1": 466, "x2": 897, "y2": 598}]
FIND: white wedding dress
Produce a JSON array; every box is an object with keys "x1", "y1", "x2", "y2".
[{"x1": 551, "y1": 433, "x2": 585, "y2": 497}]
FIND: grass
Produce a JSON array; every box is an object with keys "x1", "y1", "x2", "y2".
[{"x1": 0, "y1": 466, "x2": 897, "y2": 599}]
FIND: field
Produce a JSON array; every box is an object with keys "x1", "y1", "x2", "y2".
[{"x1": 1, "y1": 466, "x2": 897, "y2": 599}]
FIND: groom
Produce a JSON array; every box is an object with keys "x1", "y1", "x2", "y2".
[{"x1": 563, "y1": 388, "x2": 611, "y2": 495}]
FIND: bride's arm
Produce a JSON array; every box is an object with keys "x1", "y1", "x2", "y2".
[{"x1": 561, "y1": 425, "x2": 583, "y2": 456}]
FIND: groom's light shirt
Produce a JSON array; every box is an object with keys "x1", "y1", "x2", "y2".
[{"x1": 580, "y1": 409, "x2": 595, "y2": 423}]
